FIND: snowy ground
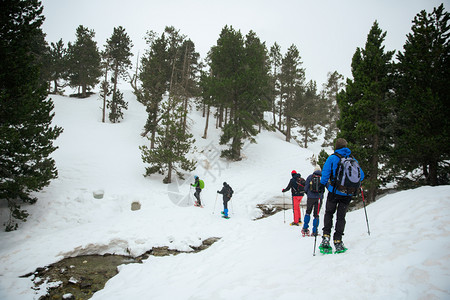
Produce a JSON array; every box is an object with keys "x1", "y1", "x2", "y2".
[{"x1": 0, "y1": 92, "x2": 449, "y2": 300}]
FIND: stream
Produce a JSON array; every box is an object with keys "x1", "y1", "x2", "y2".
[{"x1": 23, "y1": 237, "x2": 220, "y2": 300}]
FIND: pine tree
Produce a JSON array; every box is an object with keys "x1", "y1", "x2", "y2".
[
  {"x1": 279, "y1": 44, "x2": 305, "y2": 142},
  {"x1": 139, "y1": 31, "x2": 170, "y2": 148},
  {"x1": 66, "y1": 25, "x2": 101, "y2": 98},
  {"x1": 107, "y1": 89, "x2": 128, "y2": 123},
  {"x1": 269, "y1": 42, "x2": 282, "y2": 128},
  {"x1": 47, "y1": 39, "x2": 67, "y2": 94},
  {"x1": 321, "y1": 71, "x2": 344, "y2": 147},
  {"x1": 208, "y1": 26, "x2": 270, "y2": 160},
  {"x1": 296, "y1": 80, "x2": 322, "y2": 148},
  {"x1": 0, "y1": 0, "x2": 63, "y2": 231},
  {"x1": 178, "y1": 39, "x2": 201, "y2": 134},
  {"x1": 337, "y1": 21, "x2": 394, "y2": 203},
  {"x1": 103, "y1": 26, "x2": 133, "y2": 123},
  {"x1": 140, "y1": 98, "x2": 196, "y2": 183},
  {"x1": 392, "y1": 4, "x2": 450, "y2": 186},
  {"x1": 199, "y1": 66, "x2": 214, "y2": 139}
]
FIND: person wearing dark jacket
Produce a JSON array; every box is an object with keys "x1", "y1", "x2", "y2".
[
  {"x1": 302, "y1": 166, "x2": 323, "y2": 236},
  {"x1": 217, "y1": 182, "x2": 233, "y2": 218},
  {"x1": 191, "y1": 175, "x2": 202, "y2": 207},
  {"x1": 282, "y1": 170, "x2": 305, "y2": 226},
  {"x1": 318, "y1": 138, "x2": 365, "y2": 253}
]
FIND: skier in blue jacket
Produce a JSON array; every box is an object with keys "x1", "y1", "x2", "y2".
[{"x1": 318, "y1": 138, "x2": 364, "y2": 253}]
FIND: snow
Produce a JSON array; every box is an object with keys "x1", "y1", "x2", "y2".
[{"x1": 0, "y1": 92, "x2": 449, "y2": 300}]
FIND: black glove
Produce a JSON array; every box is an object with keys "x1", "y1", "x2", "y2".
[
  {"x1": 217, "y1": 190, "x2": 220, "y2": 193},
  {"x1": 318, "y1": 183, "x2": 325, "y2": 194},
  {"x1": 282, "y1": 189, "x2": 286, "y2": 193}
]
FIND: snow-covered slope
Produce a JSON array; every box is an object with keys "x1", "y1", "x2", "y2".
[{"x1": 0, "y1": 92, "x2": 449, "y2": 300}]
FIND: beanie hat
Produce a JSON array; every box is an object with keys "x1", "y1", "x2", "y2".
[
  {"x1": 335, "y1": 138, "x2": 348, "y2": 150},
  {"x1": 223, "y1": 182, "x2": 227, "y2": 186},
  {"x1": 291, "y1": 170, "x2": 297, "y2": 174}
]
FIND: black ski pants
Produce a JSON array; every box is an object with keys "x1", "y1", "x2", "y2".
[
  {"x1": 223, "y1": 197, "x2": 230, "y2": 209},
  {"x1": 194, "y1": 188, "x2": 202, "y2": 205},
  {"x1": 322, "y1": 193, "x2": 352, "y2": 241},
  {"x1": 305, "y1": 197, "x2": 321, "y2": 218}
]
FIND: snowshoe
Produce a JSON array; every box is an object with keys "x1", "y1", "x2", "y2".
[
  {"x1": 301, "y1": 228, "x2": 310, "y2": 237},
  {"x1": 319, "y1": 235, "x2": 333, "y2": 254},
  {"x1": 334, "y1": 240, "x2": 348, "y2": 254},
  {"x1": 222, "y1": 215, "x2": 230, "y2": 219},
  {"x1": 290, "y1": 222, "x2": 299, "y2": 226}
]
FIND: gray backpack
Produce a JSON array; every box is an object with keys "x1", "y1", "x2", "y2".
[{"x1": 333, "y1": 153, "x2": 361, "y2": 195}]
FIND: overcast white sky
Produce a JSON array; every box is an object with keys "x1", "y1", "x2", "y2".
[{"x1": 41, "y1": 0, "x2": 446, "y2": 88}]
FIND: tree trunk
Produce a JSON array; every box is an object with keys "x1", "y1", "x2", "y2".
[
  {"x1": 224, "y1": 107, "x2": 228, "y2": 126},
  {"x1": 203, "y1": 104, "x2": 210, "y2": 139},
  {"x1": 81, "y1": 84, "x2": 86, "y2": 98},
  {"x1": 304, "y1": 128, "x2": 308, "y2": 148},
  {"x1": 278, "y1": 97, "x2": 283, "y2": 131},
  {"x1": 53, "y1": 79, "x2": 58, "y2": 94},
  {"x1": 429, "y1": 161, "x2": 438, "y2": 186},
  {"x1": 286, "y1": 115, "x2": 291, "y2": 142},
  {"x1": 218, "y1": 105, "x2": 223, "y2": 128},
  {"x1": 167, "y1": 161, "x2": 172, "y2": 184},
  {"x1": 182, "y1": 45, "x2": 190, "y2": 133}
]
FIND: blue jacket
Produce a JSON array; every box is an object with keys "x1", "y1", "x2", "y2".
[
  {"x1": 320, "y1": 147, "x2": 365, "y2": 196},
  {"x1": 305, "y1": 170, "x2": 322, "y2": 199}
]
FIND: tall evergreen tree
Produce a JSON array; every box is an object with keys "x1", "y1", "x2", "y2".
[
  {"x1": 208, "y1": 26, "x2": 270, "y2": 160},
  {"x1": 0, "y1": 0, "x2": 63, "y2": 230},
  {"x1": 337, "y1": 21, "x2": 394, "y2": 203},
  {"x1": 279, "y1": 44, "x2": 305, "y2": 142},
  {"x1": 140, "y1": 97, "x2": 196, "y2": 183},
  {"x1": 178, "y1": 39, "x2": 201, "y2": 134},
  {"x1": 48, "y1": 39, "x2": 67, "y2": 95},
  {"x1": 296, "y1": 80, "x2": 322, "y2": 148},
  {"x1": 321, "y1": 71, "x2": 344, "y2": 147},
  {"x1": 392, "y1": 4, "x2": 450, "y2": 186},
  {"x1": 66, "y1": 25, "x2": 101, "y2": 98},
  {"x1": 269, "y1": 42, "x2": 282, "y2": 128},
  {"x1": 107, "y1": 90, "x2": 128, "y2": 123},
  {"x1": 139, "y1": 31, "x2": 170, "y2": 148},
  {"x1": 103, "y1": 26, "x2": 133, "y2": 123}
]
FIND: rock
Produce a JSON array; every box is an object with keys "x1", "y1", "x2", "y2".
[
  {"x1": 62, "y1": 293, "x2": 75, "y2": 300},
  {"x1": 131, "y1": 201, "x2": 141, "y2": 211},
  {"x1": 68, "y1": 277, "x2": 78, "y2": 284},
  {"x1": 93, "y1": 190, "x2": 104, "y2": 199}
]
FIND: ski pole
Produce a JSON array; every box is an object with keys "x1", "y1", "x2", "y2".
[
  {"x1": 213, "y1": 193, "x2": 218, "y2": 214},
  {"x1": 230, "y1": 199, "x2": 234, "y2": 215},
  {"x1": 283, "y1": 192, "x2": 286, "y2": 223},
  {"x1": 313, "y1": 195, "x2": 321, "y2": 256},
  {"x1": 188, "y1": 186, "x2": 192, "y2": 206},
  {"x1": 360, "y1": 187, "x2": 370, "y2": 236},
  {"x1": 313, "y1": 233, "x2": 317, "y2": 256},
  {"x1": 300, "y1": 198, "x2": 304, "y2": 223}
]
